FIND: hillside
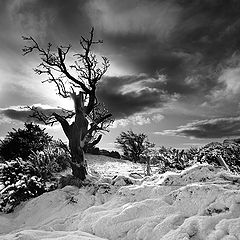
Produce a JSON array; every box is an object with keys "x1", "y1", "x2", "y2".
[{"x1": 1, "y1": 154, "x2": 240, "y2": 240}]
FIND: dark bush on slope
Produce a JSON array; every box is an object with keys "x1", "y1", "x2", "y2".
[
  {"x1": 151, "y1": 147, "x2": 195, "y2": 173},
  {"x1": 28, "y1": 140, "x2": 71, "y2": 180},
  {"x1": 0, "y1": 122, "x2": 52, "y2": 161},
  {"x1": 154, "y1": 139, "x2": 240, "y2": 174},
  {"x1": 116, "y1": 130, "x2": 154, "y2": 163},
  {"x1": 196, "y1": 139, "x2": 240, "y2": 173},
  {"x1": 0, "y1": 158, "x2": 56, "y2": 213},
  {"x1": 0, "y1": 140, "x2": 70, "y2": 213},
  {"x1": 85, "y1": 147, "x2": 121, "y2": 159}
]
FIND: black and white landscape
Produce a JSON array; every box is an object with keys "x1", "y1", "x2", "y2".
[{"x1": 1, "y1": 1, "x2": 240, "y2": 240}]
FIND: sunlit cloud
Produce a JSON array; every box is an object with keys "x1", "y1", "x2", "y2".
[
  {"x1": 151, "y1": 114, "x2": 164, "y2": 122},
  {"x1": 98, "y1": 74, "x2": 178, "y2": 119},
  {"x1": 111, "y1": 112, "x2": 164, "y2": 128},
  {"x1": 111, "y1": 115, "x2": 151, "y2": 128}
]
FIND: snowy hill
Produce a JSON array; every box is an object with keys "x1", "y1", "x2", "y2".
[{"x1": 1, "y1": 155, "x2": 240, "y2": 240}]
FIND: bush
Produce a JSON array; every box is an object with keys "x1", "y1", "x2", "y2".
[
  {"x1": 28, "y1": 141, "x2": 71, "y2": 180},
  {"x1": 87, "y1": 148, "x2": 120, "y2": 158},
  {"x1": 0, "y1": 139, "x2": 70, "y2": 213},
  {"x1": 49, "y1": 141, "x2": 71, "y2": 171},
  {"x1": 98, "y1": 149, "x2": 121, "y2": 159},
  {"x1": 0, "y1": 158, "x2": 55, "y2": 213},
  {"x1": 148, "y1": 147, "x2": 195, "y2": 173},
  {"x1": 197, "y1": 140, "x2": 240, "y2": 173},
  {"x1": 87, "y1": 147, "x2": 100, "y2": 155},
  {"x1": 109, "y1": 151, "x2": 121, "y2": 159},
  {"x1": 152, "y1": 140, "x2": 240, "y2": 174},
  {"x1": 0, "y1": 122, "x2": 52, "y2": 161},
  {"x1": 116, "y1": 130, "x2": 155, "y2": 163}
]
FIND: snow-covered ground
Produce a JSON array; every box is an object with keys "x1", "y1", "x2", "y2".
[{"x1": 1, "y1": 154, "x2": 240, "y2": 240}]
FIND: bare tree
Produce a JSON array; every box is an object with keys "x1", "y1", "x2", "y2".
[
  {"x1": 116, "y1": 130, "x2": 155, "y2": 163},
  {"x1": 23, "y1": 28, "x2": 113, "y2": 180}
]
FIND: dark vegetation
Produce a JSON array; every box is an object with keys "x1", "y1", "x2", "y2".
[
  {"x1": 86, "y1": 147, "x2": 121, "y2": 159},
  {"x1": 116, "y1": 131, "x2": 240, "y2": 174},
  {"x1": 0, "y1": 123, "x2": 69, "y2": 213},
  {"x1": 0, "y1": 122, "x2": 52, "y2": 161},
  {"x1": 0, "y1": 158, "x2": 55, "y2": 213},
  {"x1": 116, "y1": 130, "x2": 155, "y2": 163}
]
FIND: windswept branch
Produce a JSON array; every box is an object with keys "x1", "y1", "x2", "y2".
[
  {"x1": 26, "y1": 106, "x2": 57, "y2": 125},
  {"x1": 26, "y1": 106, "x2": 74, "y2": 125}
]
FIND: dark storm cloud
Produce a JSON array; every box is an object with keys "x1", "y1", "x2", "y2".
[
  {"x1": 159, "y1": 116, "x2": 240, "y2": 139},
  {"x1": 0, "y1": 109, "x2": 33, "y2": 123},
  {"x1": 0, "y1": 106, "x2": 65, "y2": 124},
  {"x1": 89, "y1": 0, "x2": 240, "y2": 101},
  {"x1": 5, "y1": 0, "x2": 91, "y2": 44},
  {"x1": 172, "y1": 0, "x2": 240, "y2": 55},
  {"x1": 0, "y1": 0, "x2": 93, "y2": 60},
  {"x1": 97, "y1": 75, "x2": 175, "y2": 119}
]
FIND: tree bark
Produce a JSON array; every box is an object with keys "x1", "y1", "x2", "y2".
[
  {"x1": 68, "y1": 122, "x2": 88, "y2": 180},
  {"x1": 54, "y1": 91, "x2": 89, "y2": 180},
  {"x1": 68, "y1": 92, "x2": 89, "y2": 180}
]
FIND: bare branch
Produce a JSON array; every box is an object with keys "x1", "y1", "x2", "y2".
[
  {"x1": 57, "y1": 47, "x2": 91, "y2": 93},
  {"x1": 52, "y1": 112, "x2": 71, "y2": 138},
  {"x1": 26, "y1": 106, "x2": 74, "y2": 126},
  {"x1": 87, "y1": 113, "x2": 113, "y2": 136}
]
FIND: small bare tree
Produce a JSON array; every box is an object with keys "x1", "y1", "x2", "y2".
[
  {"x1": 23, "y1": 28, "x2": 113, "y2": 180},
  {"x1": 116, "y1": 130, "x2": 155, "y2": 163}
]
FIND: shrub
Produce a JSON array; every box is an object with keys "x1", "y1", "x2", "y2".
[
  {"x1": 0, "y1": 158, "x2": 55, "y2": 213},
  {"x1": 150, "y1": 147, "x2": 195, "y2": 173},
  {"x1": 197, "y1": 141, "x2": 240, "y2": 173},
  {"x1": 116, "y1": 130, "x2": 155, "y2": 163},
  {"x1": 87, "y1": 147, "x2": 100, "y2": 155},
  {"x1": 28, "y1": 141, "x2": 71, "y2": 180},
  {"x1": 153, "y1": 140, "x2": 240, "y2": 174},
  {"x1": 109, "y1": 151, "x2": 121, "y2": 159},
  {"x1": 0, "y1": 122, "x2": 52, "y2": 161},
  {"x1": 99, "y1": 149, "x2": 120, "y2": 158}
]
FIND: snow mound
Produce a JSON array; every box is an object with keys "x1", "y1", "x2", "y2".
[
  {"x1": 85, "y1": 154, "x2": 144, "y2": 177},
  {"x1": 157, "y1": 164, "x2": 220, "y2": 186},
  {"x1": 1, "y1": 162, "x2": 240, "y2": 240},
  {"x1": 78, "y1": 165, "x2": 240, "y2": 240},
  {"x1": 2, "y1": 229, "x2": 107, "y2": 240}
]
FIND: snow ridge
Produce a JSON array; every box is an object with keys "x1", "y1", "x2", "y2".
[{"x1": 1, "y1": 162, "x2": 240, "y2": 240}]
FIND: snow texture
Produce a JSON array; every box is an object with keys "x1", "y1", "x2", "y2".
[{"x1": 1, "y1": 155, "x2": 240, "y2": 240}]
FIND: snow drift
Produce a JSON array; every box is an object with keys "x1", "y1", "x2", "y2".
[{"x1": 1, "y1": 159, "x2": 240, "y2": 240}]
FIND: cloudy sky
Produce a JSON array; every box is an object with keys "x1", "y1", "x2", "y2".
[{"x1": 1, "y1": 0, "x2": 240, "y2": 150}]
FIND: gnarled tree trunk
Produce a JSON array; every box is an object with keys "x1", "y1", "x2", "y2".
[
  {"x1": 68, "y1": 128, "x2": 87, "y2": 180},
  {"x1": 54, "y1": 91, "x2": 89, "y2": 180},
  {"x1": 68, "y1": 92, "x2": 88, "y2": 180}
]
